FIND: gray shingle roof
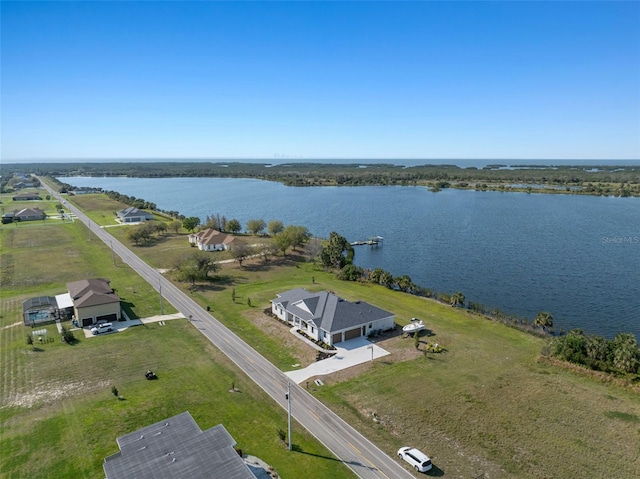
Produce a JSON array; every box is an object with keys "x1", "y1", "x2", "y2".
[
  {"x1": 103, "y1": 412, "x2": 256, "y2": 479},
  {"x1": 272, "y1": 289, "x2": 393, "y2": 332}
]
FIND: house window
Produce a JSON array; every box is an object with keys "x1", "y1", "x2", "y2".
[
  {"x1": 310, "y1": 327, "x2": 314, "y2": 334},
  {"x1": 369, "y1": 323, "x2": 373, "y2": 329}
]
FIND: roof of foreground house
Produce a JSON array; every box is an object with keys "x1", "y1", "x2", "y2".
[
  {"x1": 67, "y1": 278, "x2": 120, "y2": 308},
  {"x1": 103, "y1": 411, "x2": 256, "y2": 479},
  {"x1": 272, "y1": 288, "x2": 393, "y2": 332}
]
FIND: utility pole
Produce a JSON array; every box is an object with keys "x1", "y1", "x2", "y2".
[{"x1": 286, "y1": 382, "x2": 292, "y2": 451}]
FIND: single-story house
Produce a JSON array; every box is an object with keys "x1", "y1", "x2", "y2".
[
  {"x1": 67, "y1": 278, "x2": 121, "y2": 327},
  {"x1": 14, "y1": 208, "x2": 46, "y2": 222},
  {"x1": 116, "y1": 207, "x2": 154, "y2": 223},
  {"x1": 189, "y1": 228, "x2": 239, "y2": 251},
  {"x1": 12, "y1": 192, "x2": 42, "y2": 201},
  {"x1": 71, "y1": 187, "x2": 102, "y2": 195},
  {"x1": 15, "y1": 181, "x2": 37, "y2": 189},
  {"x1": 271, "y1": 288, "x2": 395, "y2": 346},
  {"x1": 103, "y1": 411, "x2": 257, "y2": 479}
]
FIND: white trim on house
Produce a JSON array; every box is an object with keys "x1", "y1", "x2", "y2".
[
  {"x1": 271, "y1": 288, "x2": 395, "y2": 346},
  {"x1": 188, "y1": 228, "x2": 237, "y2": 251}
]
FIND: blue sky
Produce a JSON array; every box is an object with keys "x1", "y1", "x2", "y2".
[{"x1": 2, "y1": 1, "x2": 639, "y2": 161}]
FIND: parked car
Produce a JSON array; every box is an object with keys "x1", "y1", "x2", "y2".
[
  {"x1": 398, "y1": 446, "x2": 432, "y2": 472},
  {"x1": 90, "y1": 322, "x2": 114, "y2": 335}
]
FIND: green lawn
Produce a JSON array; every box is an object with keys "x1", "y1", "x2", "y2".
[
  {"x1": 2, "y1": 193, "x2": 639, "y2": 479},
  {"x1": 0, "y1": 214, "x2": 353, "y2": 479},
  {"x1": 112, "y1": 235, "x2": 640, "y2": 478}
]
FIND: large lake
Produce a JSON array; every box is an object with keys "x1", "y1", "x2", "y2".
[{"x1": 62, "y1": 176, "x2": 640, "y2": 339}]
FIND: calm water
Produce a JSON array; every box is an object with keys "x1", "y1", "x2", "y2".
[{"x1": 62, "y1": 176, "x2": 640, "y2": 339}]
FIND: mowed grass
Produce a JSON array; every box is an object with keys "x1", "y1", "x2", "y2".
[
  {"x1": 0, "y1": 213, "x2": 353, "y2": 478},
  {"x1": 120, "y1": 234, "x2": 640, "y2": 479},
  {"x1": 4, "y1": 193, "x2": 639, "y2": 479},
  {"x1": 0, "y1": 320, "x2": 352, "y2": 479}
]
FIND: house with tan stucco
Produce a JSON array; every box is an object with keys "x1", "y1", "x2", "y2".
[
  {"x1": 67, "y1": 278, "x2": 122, "y2": 327},
  {"x1": 188, "y1": 228, "x2": 240, "y2": 251}
]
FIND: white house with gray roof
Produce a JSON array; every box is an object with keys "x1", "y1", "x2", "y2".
[
  {"x1": 271, "y1": 288, "x2": 395, "y2": 345},
  {"x1": 116, "y1": 206, "x2": 153, "y2": 223}
]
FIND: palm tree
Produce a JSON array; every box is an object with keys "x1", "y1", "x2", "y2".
[
  {"x1": 450, "y1": 291, "x2": 465, "y2": 308},
  {"x1": 533, "y1": 311, "x2": 554, "y2": 333}
]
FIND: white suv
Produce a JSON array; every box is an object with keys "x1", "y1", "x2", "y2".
[
  {"x1": 90, "y1": 322, "x2": 114, "y2": 335},
  {"x1": 398, "y1": 446, "x2": 432, "y2": 472}
]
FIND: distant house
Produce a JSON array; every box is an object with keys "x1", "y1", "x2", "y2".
[
  {"x1": 188, "y1": 228, "x2": 239, "y2": 251},
  {"x1": 103, "y1": 411, "x2": 257, "y2": 479},
  {"x1": 71, "y1": 187, "x2": 102, "y2": 195},
  {"x1": 271, "y1": 288, "x2": 395, "y2": 345},
  {"x1": 67, "y1": 278, "x2": 121, "y2": 327},
  {"x1": 116, "y1": 207, "x2": 153, "y2": 223},
  {"x1": 14, "y1": 208, "x2": 46, "y2": 222},
  {"x1": 12, "y1": 192, "x2": 42, "y2": 201},
  {"x1": 15, "y1": 181, "x2": 36, "y2": 189}
]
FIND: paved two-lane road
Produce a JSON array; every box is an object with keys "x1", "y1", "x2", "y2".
[{"x1": 41, "y1": 179, "x2": 415, "y2": 479}]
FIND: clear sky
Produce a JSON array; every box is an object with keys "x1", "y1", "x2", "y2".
[{"x1": 2, "y1": 1, "x2": 639, "y2": 162}]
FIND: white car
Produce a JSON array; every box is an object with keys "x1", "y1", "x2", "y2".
[
  {"x1": 398, "y1": 446, "x2": 432, "y2": 472},
  {"x1": 90, "y1": 322, "x2": 114, "y2": 335}
]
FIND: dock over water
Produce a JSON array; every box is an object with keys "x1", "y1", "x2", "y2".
[{"x1": 350, "y1": 236, "x2": 384, "y2": 246}]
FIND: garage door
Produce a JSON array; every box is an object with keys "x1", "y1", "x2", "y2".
[
  {"x1": 82, "y1": 317, "x2": 93, "y2": 327},
  {"x1": 344, "y1": 327, "x2": 361, "y2": 341},
  {"x1": 96, "y1": 313, "x2": 118, "y2": 323},
  {"x1": 332, "y1": 332, "x2": 342, "y2": 344}
]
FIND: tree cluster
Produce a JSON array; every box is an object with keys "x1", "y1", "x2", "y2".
[
  {"x1": 21, "y1": 162, "x2": 640, "y2": 197},
  {"x1": 172, "y1": 251, "x2": 220, "y2": 286},
  {"x1": 550, "y1": 330, "x2": 639, "y2": 375},
  {"x1": 104, "y1": 190, "x2": 157, "y2": 211},
  {"x1": 126, "y1": 222, "x2": 167, "y2": 246}
]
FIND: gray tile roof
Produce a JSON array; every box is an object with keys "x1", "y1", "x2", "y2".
[
  {"x1": 272, "y1": 289, "x2": 393, "y2": 332},
  {"x1": 104, "y1": 411, "x2": 256, "y2": 479}
]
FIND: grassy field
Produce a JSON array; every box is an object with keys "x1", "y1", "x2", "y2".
[
  {"x1": 0, "y1": 216, "x2": 353, "y2": 478},
  {"x1": 114, "y1": 239, "x2": 640, "y2": 479},
  {"x1": 2, "y1": 193, "x2": 639, "y2": 479}
]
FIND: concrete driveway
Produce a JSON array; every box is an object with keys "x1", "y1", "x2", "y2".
[
  {"x1": 285, "y1": 336, "x2": 389, "y2": 384},
  {"x1": 79, "y1": 313, "x2": 185, "y2": 338}
]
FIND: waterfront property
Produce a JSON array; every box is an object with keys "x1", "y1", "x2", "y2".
[
  {"x1": 271, "y1": 288, "x2": 395, "y2": 345},
  {"x1": 67, "y1": 278, "x2": 122, "y2": 326},
  {"x1": 188, "y1": 228, "x2": 238, "y2": 251},
  {"x1": 103, "y1": 411, "x2": 256, "y2": 479},
  {"x1": 116, "y1": 206, "x2": 153, "y2": 223}
]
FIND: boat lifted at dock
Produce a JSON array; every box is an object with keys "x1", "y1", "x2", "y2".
[{"x1": 351, "y1": 235, "x2": 384, "y2": 246}]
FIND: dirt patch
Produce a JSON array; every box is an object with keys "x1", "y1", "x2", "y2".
[
  {"x1": 245, "y1": 309, "x2": 317, "y2": 367},
  {"x1": 1, "y1": 379, "x2": 110, "y2": 409},
  {"x1": 245, "y1": 309, "x2": 426, "y2": 383},
  {"x1": 2, "y1": 321, "x2": 23, "y2": 330}
]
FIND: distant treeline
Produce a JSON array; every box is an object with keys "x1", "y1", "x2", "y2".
[{"x1": 6, "y1": 161, "x2": 640, "y2": 196}]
